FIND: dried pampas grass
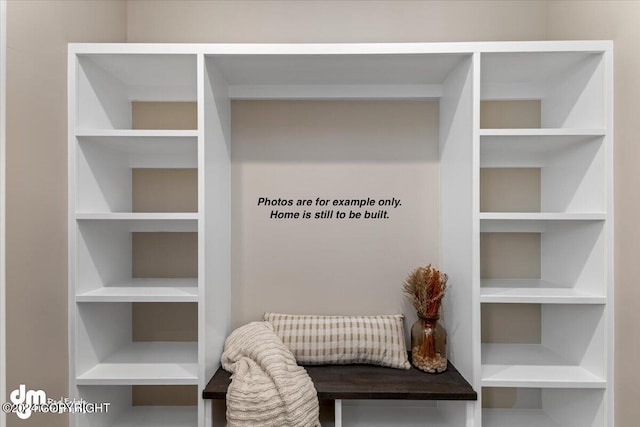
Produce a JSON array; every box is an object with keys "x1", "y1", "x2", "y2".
[{"x1": 403, "y1": 264, "x2": 448, "y2": 319}]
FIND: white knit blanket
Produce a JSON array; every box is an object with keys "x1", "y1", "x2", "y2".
[{"x1": 221, "y1": 321, "x2": 320, "y2": 427}]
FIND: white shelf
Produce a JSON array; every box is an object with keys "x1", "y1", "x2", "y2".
[
  {"x1": 480, "y1": 51, "x2": 606, "y2": 126},
  {"x1": 481, "y1": 343, "x2": 605, "y2": 388},
  {"x1": 479, "y1": 128, "x2": 605, "y2": 137},
  {"x1": 112, "y1": 406, "x2": 197, "y2": 427},
  {"x1": 76, "y1": 213, "x2": 198, "y2": 232},
  {"x1": 479, "y1": 127, "x2": 606, "y2": 214},
  {"x1": 76, "y1": 213, "x2": 198, "y2": 220},
  {"x1": 77, "y1": 54, "x2": 197, "y2": 127},
  {"x1": 480, "y1": 212, "x2": 605, "y2": 221},
  {"x1": 76, "y1": 129, "x2": 198, "y2": 138},
  {"x1": 480, "y1": 131, "x2": 605, "y2": 170},
  {"x1": 480, "y1": 215, "x2": 607, "y2": 233},
  {"x1": 483, "y1": 409, "x2": 561, "y2": 427},
  {"x1": 480, "y1": 280, "x2": 605, "y2": 304},
  {"x1": 76, "y1": 342, "x2": 198, "y2": 385},
  {"x1": 214, "y1": 52, "x2": 469, "y2": 99},
  {"x1": 76, "y1": 279, "x2": 198, "y2": 302},
  {"x1": 76, "y1": 130, "x2": 197, "y2": 170},
  {"x1": 75, "y1": 133, "x2": 197, "y2": 212}
]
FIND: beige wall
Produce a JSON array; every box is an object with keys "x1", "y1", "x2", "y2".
[
  {"x1": 126, "y1": 0, "x2": 546, "y2": 43},
  {"x1": 5, "y1": 1, "x2": 640, "y2": 426},
  {"x1": 231, "y1": 100, "x2": 439, "y2": 327},
  {"x1": 545, "y1": 3, "x2": 640, "y2": 424},
  {"x1": 6, "y1": 1, "x2": 126, "y2": 426}
]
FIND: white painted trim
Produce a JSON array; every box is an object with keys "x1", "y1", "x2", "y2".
[
  {"x1": 67, "y1": 40, "x2": 613, "y2": 56},
  {"x1": 470, "y1": 51, "x2": 482, "y2": 427},
  {"x1": 197, "y1": 52, "x2": 206, "y2": 427},
  {"x1": 605, "y1": 44, "x2": 615, "y2": 427},
  {"x1": 228, "y1": 84, "x2": 442, "y2": 100},
  {"x1": 0, "y1": 0, "x2": 7, "y2": 425},
  {"x1": 67, "y1": 46, "x2": 77, "y2": 427}
]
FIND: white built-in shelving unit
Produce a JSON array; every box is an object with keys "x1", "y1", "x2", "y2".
[
  {"x1": 477, "y1": 49, "x2": 612, "y2": 427},
  {"x1": 69, "y1": 50, "x2": 228, "y2": 427},
  {"x1": 68, "y1": 41, "x2": 613, "y2": 427}
]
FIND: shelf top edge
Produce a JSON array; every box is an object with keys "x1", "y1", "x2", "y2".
[
  {"x1": 479, "y1": 128, "x2": 607, "y2": 136},
  {"x1": 479, "y1": 296, "x2": 607, "y2": 304},
  {"x1": 76, "y1": 288, "x2": 199, "y2": 296},
  {"x1": 75, "y1": 129, "x2": 198, "y2": 137},
  {"x1": 75, "y1": 213, "x2": 199, "y2": 220},
  {"x1": 479, "y1": 213, "x2": 606, "y2": 220},
  {"x1": 68, "y1": 40, "x2": 613, "y2": 56}
]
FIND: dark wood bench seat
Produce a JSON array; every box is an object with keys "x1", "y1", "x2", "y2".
[{"x1": 203, "y1": 360, "x2": 477, "y2": 401}]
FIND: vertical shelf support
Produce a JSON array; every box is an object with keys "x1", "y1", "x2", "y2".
[
  {"x1": 439, "y1": 52, "x2": 479, "y2": 425},
  {"x1": 335, "y1": 399, "x2": 342, "y2": 427},
  {"x1": 200, "y1": 54, "x2": 232, "y2": 427}
]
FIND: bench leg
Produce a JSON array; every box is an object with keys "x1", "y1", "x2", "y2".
[
  {"x1": 334, "y1": 399, "x2": 342, "y2": 427},
  {"x1": 211, "y1": 400, "x2": 226, "y2": 426}
]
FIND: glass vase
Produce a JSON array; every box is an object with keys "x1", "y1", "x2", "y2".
[{"x1": 410, "y1": 316, "x2": 447, "y2": 373}]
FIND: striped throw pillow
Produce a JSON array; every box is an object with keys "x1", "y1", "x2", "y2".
[{"x1": 264, "y1": 313, "x2": 410, "y2": 370}]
